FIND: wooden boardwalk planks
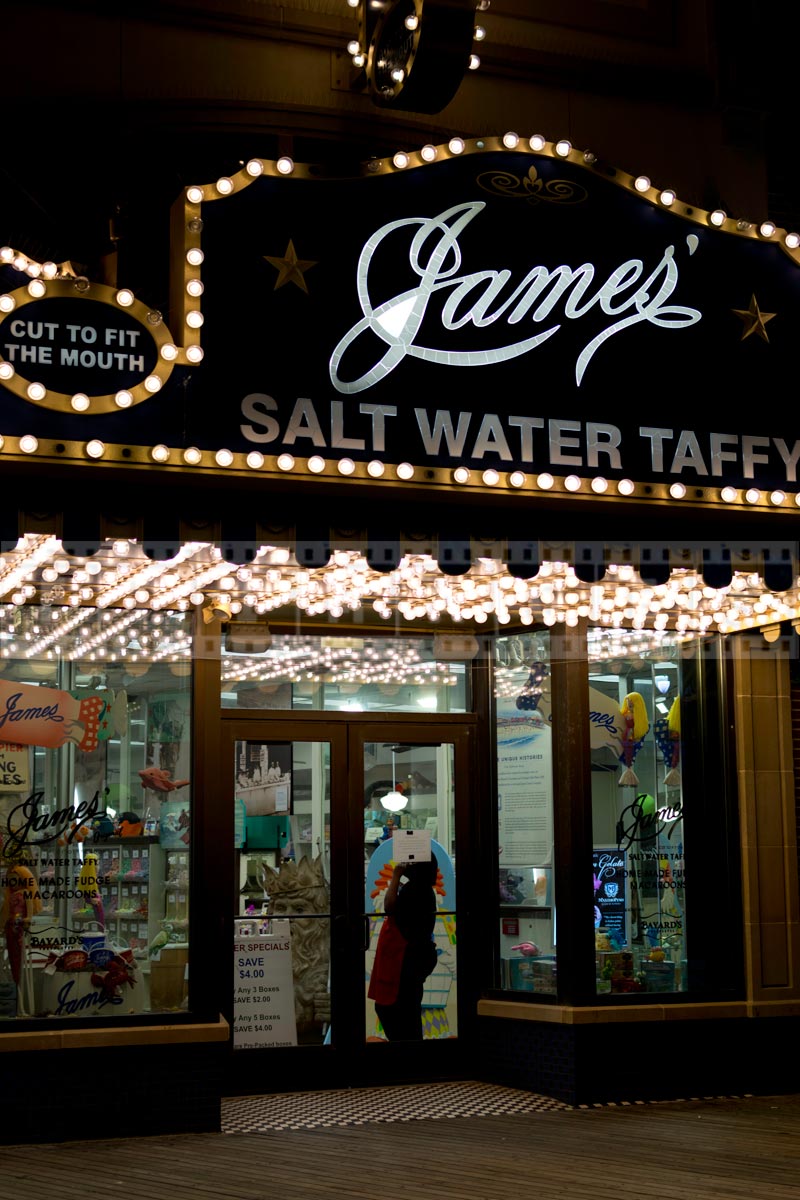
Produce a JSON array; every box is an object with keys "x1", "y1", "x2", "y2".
[{"x1": 1, "y1": 1093, "x2": 799, "y2": 1200}]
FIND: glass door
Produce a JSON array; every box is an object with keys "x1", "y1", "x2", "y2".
[
  {"x1": 223, "y1": 716, "x2": 472, "y2": 1090},
  {"x1": 359, "y1": 734, "x2": 459, "y2": 1046}
]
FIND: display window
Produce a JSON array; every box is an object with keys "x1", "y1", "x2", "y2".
[
  {"x1": 589, "y1": 628, "x2": 687, "y2": 996},
  {"x1": 0, "y1": 607, "x2": 192, "y2": 1021},
  {"x1": 493, "y1": 624, "x2": 736, "y2": 1003},
  {"x1": 494, "y1": 632, "x2": 556, "y2": 995}
]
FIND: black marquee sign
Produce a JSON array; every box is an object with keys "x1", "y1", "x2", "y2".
[{"x1": 2, "y1": 139, "x2": 800, "y2": 499}]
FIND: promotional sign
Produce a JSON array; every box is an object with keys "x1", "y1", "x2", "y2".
[
  {"x1": 0, "y1": 279, "x2": 172, "y2": 415},
  {"x1": 0, "y1": 678, "x2": 126, "y2": 752},
  {"x1": 233, "y1": 927, "x2": 298, "y2": 1049},
  {"x1": 392, "y1": 827, "x2": 432, "y2": 863},
  {"x1": 593, "y1": 847, "x2": 628, "y2": 944},
  {"x1": 0, "y1": 742, "x2": 30, "y2": 791},
  {"x1": 496, "y1": 679, "x2": 553, "y2": 866},
  {"x1": 2, "y1": 146, "x2": 800, "y2": 493}
]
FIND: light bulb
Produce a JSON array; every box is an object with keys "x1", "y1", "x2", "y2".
[{"x1": 381, "y1": 790, "x2": 408, "y2": 813}]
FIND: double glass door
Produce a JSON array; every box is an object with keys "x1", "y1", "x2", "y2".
[{"x1": 224, "y1": 716, "x2": 471, "y2": 1087}]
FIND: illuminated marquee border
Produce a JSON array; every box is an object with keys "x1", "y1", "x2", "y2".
[
  {"x1": 171, "y1": 131, "x2": 799, "y2": 364},
  {"x1": 1, "y1": 132, "x2": 798, "y2": 516},
  {"x1": 0, "y1": 274, "x2": 177, "y2": 414}
]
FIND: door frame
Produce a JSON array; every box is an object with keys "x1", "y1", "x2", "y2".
[{"x1": 218, "y1": 709, "x2": 478, "y2": 1092}]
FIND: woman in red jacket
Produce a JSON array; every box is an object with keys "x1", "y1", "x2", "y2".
[{"x1": 368, "y1": 854, "x2": 439, "y2": 1041}]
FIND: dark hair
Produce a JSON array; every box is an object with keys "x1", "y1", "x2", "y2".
[{"x1": 405, "y1": 852, "x2": 439, "y2": 887}]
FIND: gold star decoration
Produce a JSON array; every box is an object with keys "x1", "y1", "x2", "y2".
[
  {"x1": 263, "y1": 240, "x2": 316, "y2": 292},
  {"x1": 732, "y1": 294, "x2": 776, "y2": 342}
]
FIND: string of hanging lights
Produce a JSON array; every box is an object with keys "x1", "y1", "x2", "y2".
[{"x1": 0, "y1": 536, "x2": 798, "y2": 643}]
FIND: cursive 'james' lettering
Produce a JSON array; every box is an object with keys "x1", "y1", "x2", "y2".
[
  {"x1": 0, "y1": 691, "x2": 64, "y2": 732},
  {"x1": 4, "y1": 790, "x2": 101, "y2": 852},
  {"x1": 330, "y1": 201, "x2": 701, "y2": 393},
  {"x1": 54, "y1": 979, "x2": 121, "y2": 1015},
  {"x1": 589, "y1": 710, "x2": 619, "y2": 736},
  {"x1": 616, "y1": 794, "x2": 683, "y2": 851}
]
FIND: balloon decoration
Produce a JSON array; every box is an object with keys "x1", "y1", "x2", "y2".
[
  {"x1": 654, "y1": 699, "x2": 681, "y2": 787},
  {"x1": 516, "y1": 662, "x2": 549, "y2": 711},
  {"x1": 665, "y1": 698, "x2": 681, "y2": 787},
  {"x1": 617, "y1": 692, "x2": 649, "y2": 787}
]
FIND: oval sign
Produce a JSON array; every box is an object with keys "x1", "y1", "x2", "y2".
[
  {"x1": 2, "y1": 296, "x2": 157, "y2": 393},
  {"x1": 0, "y1": 278, "x2": 177, "y2": 413}
]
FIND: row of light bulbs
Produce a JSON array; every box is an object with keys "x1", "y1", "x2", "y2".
[
  {"x1": 1, "y1": 536, "x2": 799, "y2": 638},
  {"x1": 3, "y1": 124, "x2": 795, "y2": 417},
  {"x1": 173, "y1": 128, "x2": 798, "y2": 392},
  {"x1": 203, "y1": 131, "x2": 799, "y2": 252},
  {"x1": 344, "y1": 7, "x2": 487, "y2": 75},
  {"x1": 0, "y1": 430, "x2": 795, "y2": 512},
  {"x1": 0, "y1": 254, "x2": 185, "y2": 411},
  {"x1": 4, "y1": 598, "x2": 685, "y2": 683}
]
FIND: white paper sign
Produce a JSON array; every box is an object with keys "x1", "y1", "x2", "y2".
[
  {"x1": 392, "y1": 828, "x2": 432, "y2": 863},
  {"x1": 233, "y1": 931, "x2": 298, "y2": 1049},
  {"x1": 0, "y1": 742, "x2": 30, "y2": 792},
  {"x1": 496, "y1": 684, "x2": 553, "y2": 866}
]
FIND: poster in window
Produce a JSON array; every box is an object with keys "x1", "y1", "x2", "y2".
[
  {"x1": 235, "y1": 742, "x2": 292, "y2": 815},
  {"x1": 593, "y1": 848, "x2": 628, "y2": 945},
  {"x1": 0, "y1": 743, "x2": 30, "y2": 792},
  {"x1": 496, "y1": 687, "x2": 553, "y2": 867}
]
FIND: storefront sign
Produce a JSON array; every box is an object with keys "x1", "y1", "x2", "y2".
[
  {"x1": 3, "y1": 789, "x2": 103, "y2": 852},
  {"x1": 0, "y1": 742, "x2": 29, "y2": 791},
  {"x1": 586, "y1": 688, "x2": 624, "y2": 752},
  {"x1": 0, "y1": 279, "x2": 173, "y2": 414},
  {"x1": 1, "y1": 297, "x2": 155, "y2": 388},
  {"x1": 593, "y1": 848, "x2": 627, "y2": 943},
  {"x1": 233, "y1": 929, "x2": 298, "y2": 1049},
  {"x1": 0, "y1": 679, "x2": 126, "y2": 752},
  {"x1": 3, "y1": 147, "x2": 799, "y2": 492}
]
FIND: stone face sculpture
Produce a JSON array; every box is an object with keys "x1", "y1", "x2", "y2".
[{"x1": 262, "y1": 855, "x2": 330, "y2": 1036}]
